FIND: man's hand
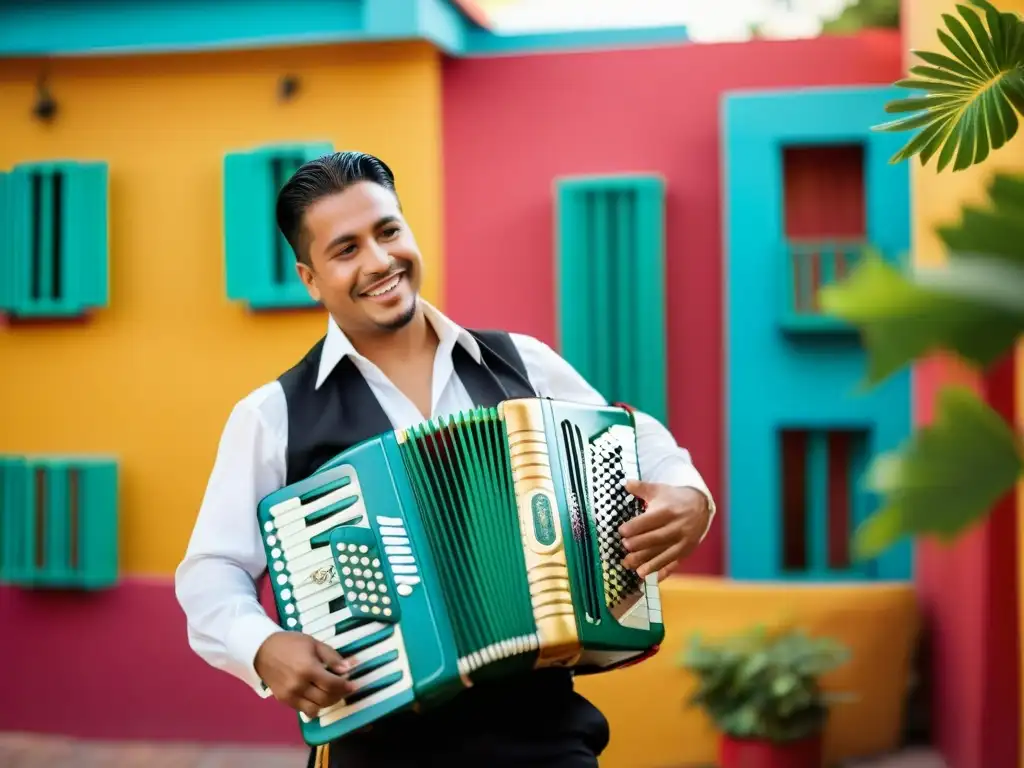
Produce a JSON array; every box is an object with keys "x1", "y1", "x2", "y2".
[
  {"x1": 254, "y1": 631, "x2": 355, "y2": 719},
  {"x1": 619, "y1": 480, "x2": 711, "y2": 581}
]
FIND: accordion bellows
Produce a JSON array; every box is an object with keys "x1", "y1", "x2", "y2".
[{"x1": 257, "y1": 397, "x2": 664, "y2": 746}]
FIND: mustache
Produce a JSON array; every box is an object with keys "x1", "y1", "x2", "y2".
[{"x1": 353, "y1": 260, "x2": 410, "y2": 296}]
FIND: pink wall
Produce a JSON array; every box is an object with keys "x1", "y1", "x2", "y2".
[
  {"x1": 913, "y1": 356, "x2": 1020, "y2": 767},
  {"x1": 0, "y1": 580, "x2": 300, "y2": 743},
  {"x1": 441, "y1": 31, "x2": 905, "y2": 575}
]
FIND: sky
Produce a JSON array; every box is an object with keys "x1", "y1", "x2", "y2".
[{"x1": 473, "y1": 0, "x2": 861, "y2": 42}]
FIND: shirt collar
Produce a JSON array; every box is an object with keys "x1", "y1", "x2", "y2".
[{"x1": 314, "y1": 300, "x2": 483, "y2": 389}]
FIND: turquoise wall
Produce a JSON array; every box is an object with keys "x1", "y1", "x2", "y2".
[{"x1": 723, "y1": 85, "x2": 913, "y2": 582}]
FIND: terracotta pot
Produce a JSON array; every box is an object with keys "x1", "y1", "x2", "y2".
[{"x1": 719, "y1": 733, "x2": 824, "y2": 768}]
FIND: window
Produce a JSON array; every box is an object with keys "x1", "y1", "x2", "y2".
[
  {"x1": 0, "y1": 161, "x2": 109, "y2": 319},
  {"x1": 0, "y1": 456, "x2": 118, "y2": 589},
  {"x1": 223, "y1": 141, "x2": 333, "y2": 310},
  {"x1": 778, "y1": 428, "x2": 873, "y2": 579},
  {"x1": 779, "y1": 144, "x2": 866, "y2": 333},
  {"x1": 554, "y1": 174, "x2": 667, "y2": 423}
]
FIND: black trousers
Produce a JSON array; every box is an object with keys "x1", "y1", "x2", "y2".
[{"x1": 307, "y1": 671, "x2": 609, "y2": 768}]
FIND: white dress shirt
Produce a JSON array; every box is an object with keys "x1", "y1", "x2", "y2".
[{"x1": 175, "y1": 302, "x2": 715, "y2": 695}]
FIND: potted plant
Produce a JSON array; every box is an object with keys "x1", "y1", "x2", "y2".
[{"x1": 680, "y1": 625, "x2": 851, "y2": 768}]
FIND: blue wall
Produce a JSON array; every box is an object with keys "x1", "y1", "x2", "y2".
[
  {"x1": 0, "y1": 0, "x2": 688, "y2": 58},
  {"x1": 723, "y1": 85, "x2": 912, "y2": 582}
]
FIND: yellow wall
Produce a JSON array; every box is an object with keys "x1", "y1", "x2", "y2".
[
  {"x1": 904, "y1": 0, "x2": 1024, "y2": 269},
  {"x1": 576, "y1": 577, "x2": 919, "y2": 767},
  {"x1": 903, "y1": 1, "x2": 1024, "y2": 757},
  {"x1": 0, "y1": 41, "x2": 443, "y2": 576}
]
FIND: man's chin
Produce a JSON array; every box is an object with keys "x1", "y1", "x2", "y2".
[{"x1": 373, "y1": 296, "x2": 418, "y2": 332}]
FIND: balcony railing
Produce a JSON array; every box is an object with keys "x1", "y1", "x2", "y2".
[{"x1": 781, "y1": 239, "x2": 865, "y2": 332}]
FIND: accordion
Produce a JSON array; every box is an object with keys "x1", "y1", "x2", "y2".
[{"x1": 257, "y1": 397, "x2": 664, "y2": 746}]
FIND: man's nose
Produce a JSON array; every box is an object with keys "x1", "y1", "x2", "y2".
[{"x1": 366, "y1": 240, "x2": 391, "y2": 269}]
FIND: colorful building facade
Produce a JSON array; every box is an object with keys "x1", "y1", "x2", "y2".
[
  {"x1": 0, "y1": 1, "x2": 1018, "y2": 766},
  {"x1": 441, "y1": 30, "x2": 919, "y2": 766},
  {"x1": 902, "y1": 1, "x2": 1024, "y2": 766}
]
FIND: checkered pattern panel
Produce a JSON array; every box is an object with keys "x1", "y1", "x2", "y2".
[{"x1": 590, "y1": 432, "x2": 644, "y2": 610}]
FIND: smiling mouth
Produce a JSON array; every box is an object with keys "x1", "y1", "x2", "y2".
[{"x1": 361, "y1": 272, "x2": 404, "y2": 298}]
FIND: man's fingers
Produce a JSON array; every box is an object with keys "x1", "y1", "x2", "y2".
[
  {"x1": 621, "y1": 546, "x2": 659, "y2": 572},
  {"x1": 308, "y1": 662, "x2": 355, "y2": 699},
  {"x1": 622, "y1": 521, "x2": 678, "y2": 553},
  {"x1": 300, "y1": 682, "x2": 337, "y2": 709},
  {"x1": 314, "y1": 640, "x2": 351, "y2": 676},
  {"x1": 296, "y1": 697, "x2": 325, "y2": 720},
  {"x1": 624, "y1": 479, "x2": 658, "y2": 501},
  {"x1": 618, "y1": 505, "x2": 673, "y2": 539},
  {"x1": 657, "y1": 563, "x2": 676, "y2": 582},
  {"x1": 638, "y1": 543, "x2": 685, "y2": 579}
]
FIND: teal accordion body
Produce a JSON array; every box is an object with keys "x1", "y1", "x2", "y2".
[{"x1": 257, "y1": 397, "x2": 664, "y2": 746}]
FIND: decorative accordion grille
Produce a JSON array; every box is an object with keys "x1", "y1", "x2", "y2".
[
  {"x1": 555, "y1": 174, "x2": 667, "y2": 424},
  {"x1": 396, "y1": 408, "x2": 538, "y2": 677}
]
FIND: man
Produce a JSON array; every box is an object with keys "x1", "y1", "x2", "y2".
[{"x1": 176, "y1": 151, "x2": 715, "y2": 768}]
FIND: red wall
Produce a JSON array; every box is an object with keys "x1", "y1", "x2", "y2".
[
  {"x1": 442, "y1": 31, "x2": 905, "y2": 575},
  {"x1": 914, "y1": 356, "x2": 1021, "y2": 767},
  {"x1": 0, "y1": 580, "x2": 301, "y2": 744}
]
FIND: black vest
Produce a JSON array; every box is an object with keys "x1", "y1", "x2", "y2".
[
  {"x1": 279, "y1": 330, "x2": 536, "y2": 485},
  {"x1": 279, "y1": 330, "x2": 610, "y2": 767}
]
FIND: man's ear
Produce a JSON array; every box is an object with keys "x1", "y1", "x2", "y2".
[{"x1": 296, "y1": 262, "x2": 321, "y2": 302}]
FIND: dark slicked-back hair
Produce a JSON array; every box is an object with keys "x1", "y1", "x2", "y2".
[{"x1": 276, "y1": 150, "x2": 398, "y2": 265}]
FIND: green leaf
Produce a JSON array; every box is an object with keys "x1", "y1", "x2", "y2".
[
  {"x1": 854, "y1": 387, "x2": 1024, "y2": 558},
  {"x1": 818, "y1": 251, "x2": 1024, "y2": 385},
  {"x1": 679, "y1": 627, "x2": 850, "y2": 741},
  {"x1": 937, "y1": 173, "x2": 1024, "y2": 265},
  {"x1": 873, "y1": 0, "x2": 1024, "y2": 172}
]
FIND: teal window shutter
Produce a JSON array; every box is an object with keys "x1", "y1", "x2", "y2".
[
  {"x1": 223, "y1": 141, "x2": 334, "y2": 310},
  {"x1": 1, "y1": 161, "x2": 109, "y2": 319},
  {"x1": 0, "y1": 455, "x2": 118, "y2": 589},
  {"x1": 555, "y1": 174, "x2": 667, "y2": 424},
  {"x1": 0, "y1": 170, "x2": 9, "y2": 314},
  {"x1": 777, "y1": 428, "x2": 878, "y2": 581}
]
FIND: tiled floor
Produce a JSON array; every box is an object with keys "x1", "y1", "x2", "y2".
[
  {"x1": 0, "y1": 733, "x2": 946, "y2": 768},
  {"x1": 0, "y1": 733, "x2": 307, "y2": 768}
]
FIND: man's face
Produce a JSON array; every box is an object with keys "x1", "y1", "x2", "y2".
[{"x1": 296, "y1": 181, "x2": 422, "y2": 335}]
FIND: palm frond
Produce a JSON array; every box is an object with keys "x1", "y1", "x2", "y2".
[{"x1": 874, "y1": 0, "x2": 1024, "y2": 172}]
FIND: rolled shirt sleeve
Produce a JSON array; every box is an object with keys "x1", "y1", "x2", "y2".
[{"x1": 174, "y1": 384, "x2": 288, "y2": 695}]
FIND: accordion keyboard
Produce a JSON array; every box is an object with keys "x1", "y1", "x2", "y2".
[
  {"x1": 260, "y1": 465, "x2": 414, "y2": 730},
  {"x1": 590, "y1": 425, "x2": 647, "y2": 623}
]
